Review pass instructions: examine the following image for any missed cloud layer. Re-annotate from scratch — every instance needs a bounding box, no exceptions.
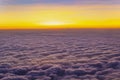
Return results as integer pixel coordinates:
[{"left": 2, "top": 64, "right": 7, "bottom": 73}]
[{"left": 0, "top": 29, "right": 120, "bottom": 80}]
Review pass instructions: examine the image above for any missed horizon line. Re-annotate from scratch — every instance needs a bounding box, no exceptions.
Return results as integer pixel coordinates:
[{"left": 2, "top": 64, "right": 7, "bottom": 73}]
[{"left": 0, "top": 28, "right": 120, "bottom": 31}]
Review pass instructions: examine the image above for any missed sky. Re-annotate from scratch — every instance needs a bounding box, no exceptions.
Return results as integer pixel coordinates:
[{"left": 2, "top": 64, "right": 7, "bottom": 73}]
[{"left": 0, "top": 0, "right": 120, "bottom": 29}]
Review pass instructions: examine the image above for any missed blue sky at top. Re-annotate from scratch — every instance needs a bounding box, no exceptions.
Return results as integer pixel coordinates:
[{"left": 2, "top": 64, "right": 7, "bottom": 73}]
[{"left": 1, "top": 0, "right": 120, "bottom": 5}]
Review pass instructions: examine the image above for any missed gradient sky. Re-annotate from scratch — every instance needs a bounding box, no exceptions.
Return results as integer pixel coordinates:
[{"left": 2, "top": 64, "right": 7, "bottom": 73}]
[{"left": 0, "top": 0, "right": 120, "bottom": 29}]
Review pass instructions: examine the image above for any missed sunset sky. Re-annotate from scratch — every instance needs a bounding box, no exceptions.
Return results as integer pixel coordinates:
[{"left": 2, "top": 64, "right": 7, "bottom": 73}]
[{"left": 0, "top": 0, "right": 120, "bottom": 29}]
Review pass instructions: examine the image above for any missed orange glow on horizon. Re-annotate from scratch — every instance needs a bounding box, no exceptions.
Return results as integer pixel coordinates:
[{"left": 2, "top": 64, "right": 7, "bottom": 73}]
[{"left": 0, "top": 4, "right": 120, "bottom": 29}]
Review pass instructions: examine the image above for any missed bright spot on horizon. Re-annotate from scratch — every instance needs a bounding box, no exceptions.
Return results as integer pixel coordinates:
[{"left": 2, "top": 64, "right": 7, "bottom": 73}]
[{"left": 39, "top": 21, "right": 67, "bottom": 26}]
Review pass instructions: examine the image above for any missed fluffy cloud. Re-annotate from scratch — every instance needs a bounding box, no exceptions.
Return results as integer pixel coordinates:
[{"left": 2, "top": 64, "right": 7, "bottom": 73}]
[{"left": 0, "top": 30, "right": 120, "bottom": 80}]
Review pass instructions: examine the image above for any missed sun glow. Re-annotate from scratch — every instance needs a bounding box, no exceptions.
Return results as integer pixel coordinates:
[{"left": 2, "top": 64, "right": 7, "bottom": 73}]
[
  {"left": 0, "top": 4, "right": 120, "bottom": 29},
  {"left": 40, "top": 21, "right": 66, "bottom": 26}
]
